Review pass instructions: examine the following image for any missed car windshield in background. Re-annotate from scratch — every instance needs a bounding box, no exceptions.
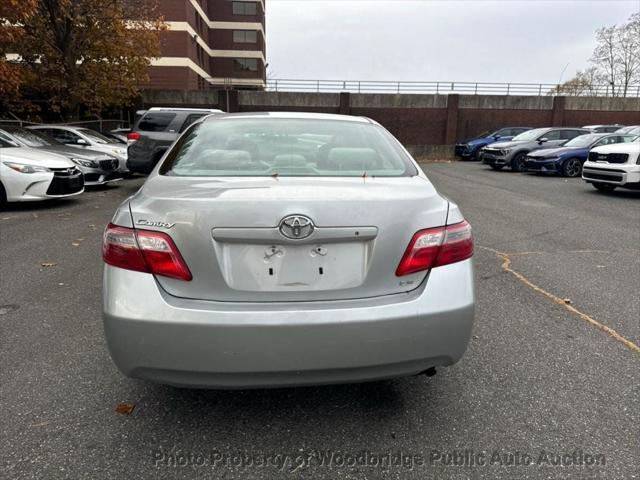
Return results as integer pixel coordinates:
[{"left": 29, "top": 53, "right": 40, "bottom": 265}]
[
  {"left": 77, "top": 128, "right": 116, "bottom": 144},
  {"left": 3, "top": 127, "right": 57, "bottom": 147},
  {"left": 161, "top": 118, "right": 417, "bottom": 177},
  {"left": 512, "top": 128, "right": 546, "bottom": 141},
  {"left": 563, "top": 134, "right": 598, "bottom": 148}
]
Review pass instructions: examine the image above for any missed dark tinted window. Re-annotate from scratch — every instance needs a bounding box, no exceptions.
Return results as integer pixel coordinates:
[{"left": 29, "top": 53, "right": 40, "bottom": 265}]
[
  {"left": 138, "top": 112, "right": 177, "bottom": 132},
  {"left": 232, "top": 2, "right": 257, "bottom": 15},
  {"left": 542, "top": 130, "right": 562, "bottom": 141},
  {"left": 234, "top": 58, "right": 258, "bottom": 72},
  {"left": 560, "top": 130, "right": 585, "bottom": 140},
  {"left": 179, "top": 114, "right": 208, "bottom": 133}
]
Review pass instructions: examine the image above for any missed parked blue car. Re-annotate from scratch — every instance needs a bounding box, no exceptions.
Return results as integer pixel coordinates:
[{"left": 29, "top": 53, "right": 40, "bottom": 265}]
[
  {"left": 524, "top": 133, "right": 637, "bottom": 177},
  {"left": 455, "top": 127, "right": 532, "bottom": 161}
]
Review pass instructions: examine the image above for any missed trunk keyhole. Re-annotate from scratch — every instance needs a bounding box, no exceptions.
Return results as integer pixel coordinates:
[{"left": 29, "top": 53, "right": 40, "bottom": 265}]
[
  {"left": 319, "top": 267, "right": 324, "bottom": 275},
  {"left": 269, "top": 268, "right": 274, "bottom": 276}
]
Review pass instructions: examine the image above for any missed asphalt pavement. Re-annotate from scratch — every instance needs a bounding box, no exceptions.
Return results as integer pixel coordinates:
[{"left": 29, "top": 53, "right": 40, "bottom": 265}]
[{"left": 1, "top": 163, "right": 638, "bottom": 479}]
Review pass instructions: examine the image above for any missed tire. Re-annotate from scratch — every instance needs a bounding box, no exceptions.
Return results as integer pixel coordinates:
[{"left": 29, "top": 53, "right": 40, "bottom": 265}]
[
  {"left": 0, "top": 182, "right": 6, "bottom": 207},
  {"left": 489, "top": 164, "right": 504, "bottom": 170},
  {"left": 592, "top": 182, "right": 616, "bottom": 193},
  {"left": 562, "top": 158, "right": 582, "bottom": 177},
  {"left": 510, "top": 152, "right": 527, "bottom": 172}
]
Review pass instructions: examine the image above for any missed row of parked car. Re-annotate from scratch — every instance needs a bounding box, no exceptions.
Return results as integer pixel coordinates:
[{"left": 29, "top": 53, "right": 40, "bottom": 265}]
[
  {"left": 455, "top": 124, "right": 640, "bottom": 192},
  {"left": 0, "top": 108, "right": 223, "bottom": 204}
]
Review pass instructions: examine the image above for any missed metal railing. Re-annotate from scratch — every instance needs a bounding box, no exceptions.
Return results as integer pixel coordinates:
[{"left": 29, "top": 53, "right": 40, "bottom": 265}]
[{"left": 267, "top": 79, "right": 640, "bottom": 97}]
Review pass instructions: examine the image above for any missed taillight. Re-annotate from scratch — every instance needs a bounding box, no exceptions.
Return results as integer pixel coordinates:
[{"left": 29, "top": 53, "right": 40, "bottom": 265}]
[
  {"left": 102, "top": 223, "right": 192, "bottom": 281},
  {"left": 127, "top": 131, "right": 141, "bottom": 141},
  {"left": 395, "top": 220, "right": 473, "bottom": 276}
]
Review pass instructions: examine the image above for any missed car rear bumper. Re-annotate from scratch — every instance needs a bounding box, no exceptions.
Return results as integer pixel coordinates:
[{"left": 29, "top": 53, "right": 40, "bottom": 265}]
[
  {"left": 102, "top": 259, "right": 475, "bottom": 388},
  {"left": 582, "top": 163, "right": 640, "bottom": 186}
]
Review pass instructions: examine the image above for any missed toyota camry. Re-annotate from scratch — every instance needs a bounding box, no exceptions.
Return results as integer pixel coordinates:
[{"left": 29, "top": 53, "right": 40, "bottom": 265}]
[{"left": 102, "top": 112, "right": 475, "bottom": 388}]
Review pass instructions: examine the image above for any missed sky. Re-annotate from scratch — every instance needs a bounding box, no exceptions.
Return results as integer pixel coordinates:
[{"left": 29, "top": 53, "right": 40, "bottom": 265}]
[{"left": 265, "top": 0, "right": 640, "bottom": 84}]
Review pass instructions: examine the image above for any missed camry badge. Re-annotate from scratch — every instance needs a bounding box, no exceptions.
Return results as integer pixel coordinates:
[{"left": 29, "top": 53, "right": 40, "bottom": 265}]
[
  {"left": 279, "top": 215, "right": 314, "bottom": 239},
  {"left": 136, "top": 219, "right": 176, "bottom": 229}
]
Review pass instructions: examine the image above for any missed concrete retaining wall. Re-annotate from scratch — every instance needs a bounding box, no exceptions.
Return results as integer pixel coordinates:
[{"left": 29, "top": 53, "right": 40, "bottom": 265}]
[{"left": 141, "top": 90, "right": 640, "bottom": 157}]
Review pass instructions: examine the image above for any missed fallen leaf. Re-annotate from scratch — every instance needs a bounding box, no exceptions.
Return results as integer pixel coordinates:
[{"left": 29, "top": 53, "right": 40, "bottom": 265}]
[
  {"left": 58, "top": 283, "right": 65, "bottom": 286},
  {"left": 115, "top": 403, "right": 135, "bottom": 415},
  {"left": 71, "top": 242, "right": 80, "bottom": 247},
  {"left": 41, "top": 262, "right": 57, "bottom": 267}
]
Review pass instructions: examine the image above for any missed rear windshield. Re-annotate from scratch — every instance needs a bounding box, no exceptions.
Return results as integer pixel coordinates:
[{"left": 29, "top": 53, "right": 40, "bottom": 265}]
[
  {"left": 138, "top": 112, "right": 176, "bottom": 132},
  {"left": 160, "top": 118, "right": 417, "bottom": 177}
]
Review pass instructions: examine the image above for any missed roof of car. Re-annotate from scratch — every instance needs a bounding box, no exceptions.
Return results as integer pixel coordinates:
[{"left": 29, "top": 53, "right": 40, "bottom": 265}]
[
  {"left": 201, "top": 111, "right": 374, "bottom": 124},
  {"left": 147, "top": 107, "right": 222, "bottom": 113}
]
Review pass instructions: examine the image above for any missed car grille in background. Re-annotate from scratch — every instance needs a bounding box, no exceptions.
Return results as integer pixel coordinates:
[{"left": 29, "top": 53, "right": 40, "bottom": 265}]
[
  {"left": 483, "top": 148, "right": 502, "bottom": 156},
  {"left": 588, "top": 152, "right": 629, "bottom": 164},
  {"left": 46, "top": 168, "right": 84, "bottom": 195},
  {"left": 99, "top": 159, "right": 119, "bottom": 171},
  {"left": 584, "top": 172, "right": 624, "bottom": 182}
]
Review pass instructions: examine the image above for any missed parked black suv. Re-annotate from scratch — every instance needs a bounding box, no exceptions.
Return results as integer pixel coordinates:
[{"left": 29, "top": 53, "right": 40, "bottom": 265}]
[{"left": 126, "top": 108, "right": 223, "bottom": 174}]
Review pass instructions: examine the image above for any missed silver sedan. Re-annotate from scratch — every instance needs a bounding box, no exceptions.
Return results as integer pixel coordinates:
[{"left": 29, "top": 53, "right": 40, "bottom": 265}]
[{"left": 102, "top": 112, "right": 475, "bottom": 388}]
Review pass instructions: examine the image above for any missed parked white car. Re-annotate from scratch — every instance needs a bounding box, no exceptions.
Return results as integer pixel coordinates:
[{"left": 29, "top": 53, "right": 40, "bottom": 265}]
[
  {"left": 0, "top": 142, "right": 84, "bottom": 203},
  {"left": 582, "top": 137, "right": 640, "bottom": 192},
  {"left": 28, "top": 125, "right": 129, "bottom": 173}
]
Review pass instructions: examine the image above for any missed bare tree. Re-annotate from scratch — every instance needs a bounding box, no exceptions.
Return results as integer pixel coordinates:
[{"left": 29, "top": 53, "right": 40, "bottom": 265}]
[
  {"left": 616, "top": 15, "right": 640, "bottom": 96},
  {"left": 558, "top": 13, "right": 640, "bottom": 97},
  {"left": 591, "top": 25, "right": 618, "bottom": 96}
]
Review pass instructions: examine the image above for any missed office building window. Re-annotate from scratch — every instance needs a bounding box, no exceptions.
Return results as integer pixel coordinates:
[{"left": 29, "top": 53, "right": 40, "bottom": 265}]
[
  {"left": 233, "top": 30, "right": 257, "bottom": 43},
  {"left": 232, "top": 2, "right": 257, "bottom": 15},
  {"left": 234, "top": 58, "right": 258, "bottom": 72}
]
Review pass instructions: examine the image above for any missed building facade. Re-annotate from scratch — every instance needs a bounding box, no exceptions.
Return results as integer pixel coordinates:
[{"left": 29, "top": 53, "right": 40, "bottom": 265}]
[{"left": 150, "top": 0, "right": 266, "bottom": 90}]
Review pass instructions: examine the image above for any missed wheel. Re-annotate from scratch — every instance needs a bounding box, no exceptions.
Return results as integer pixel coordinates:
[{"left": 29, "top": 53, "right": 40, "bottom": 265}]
[
  {"left": 0, "top": 182, "right": 6, "bottom": 207},
  {"left": 562, "top": 158, "right": 582, "bottom": 177},
  {"left": 510, "top": 152, "right": 527, "bottom": 172},
  {"left": 592, "top": 182, "right": 616, "bottom": 193},
  {"left": 489, "top": 164, "right": 504, "bottom": 170}
]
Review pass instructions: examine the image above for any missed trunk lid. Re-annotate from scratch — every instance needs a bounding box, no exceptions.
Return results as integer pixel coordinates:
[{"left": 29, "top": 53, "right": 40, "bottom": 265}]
[{"left": 129, "top": 175, "right": 449, "bottom": 302}]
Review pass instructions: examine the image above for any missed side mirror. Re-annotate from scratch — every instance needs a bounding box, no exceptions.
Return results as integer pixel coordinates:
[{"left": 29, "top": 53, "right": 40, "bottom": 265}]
[
  {"left": 76, "top": 138, "right": 88, "bottom": 146},
  {"left": 538, "top": 138, "right": 549, "bottom": 144},
  {"left": 493, "top": 135, "right": 501, "bottom": 140}
]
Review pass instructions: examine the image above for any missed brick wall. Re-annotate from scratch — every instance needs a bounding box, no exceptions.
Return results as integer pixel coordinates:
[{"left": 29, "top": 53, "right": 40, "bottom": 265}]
[{"left": 141, "top": 90, "right": 640, "bottom": 151}]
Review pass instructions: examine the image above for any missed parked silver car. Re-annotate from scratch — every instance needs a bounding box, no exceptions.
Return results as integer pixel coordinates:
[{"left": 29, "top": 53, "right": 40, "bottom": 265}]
[
  {"left": 28, "top": 125, "right": 129, "bottom": 172},
  {"left": 0, "top": 126, "right": 121, "bottom": 186},
  {"left": 102, "top": 112, "right": 475, "bottom": 388}
]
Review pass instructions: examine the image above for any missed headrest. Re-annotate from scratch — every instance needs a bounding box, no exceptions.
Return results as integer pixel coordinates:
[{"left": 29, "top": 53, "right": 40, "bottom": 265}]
[
  {"left": 327, "top": 148, "right": 380, "bottom": 170},
  {"left": 198, "top": 149, "right": 253, "bottom": 169}
]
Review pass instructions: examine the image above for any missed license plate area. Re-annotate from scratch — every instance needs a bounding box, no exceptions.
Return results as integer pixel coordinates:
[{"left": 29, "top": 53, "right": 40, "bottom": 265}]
[{"left": 216, "top": 242, "right": 370, "bottom": 292}]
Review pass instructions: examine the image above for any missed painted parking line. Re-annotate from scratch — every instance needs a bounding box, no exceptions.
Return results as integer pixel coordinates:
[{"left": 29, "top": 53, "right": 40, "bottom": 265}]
[{"left": 479, "top": 246, "right": 640, "bottom": 354}]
